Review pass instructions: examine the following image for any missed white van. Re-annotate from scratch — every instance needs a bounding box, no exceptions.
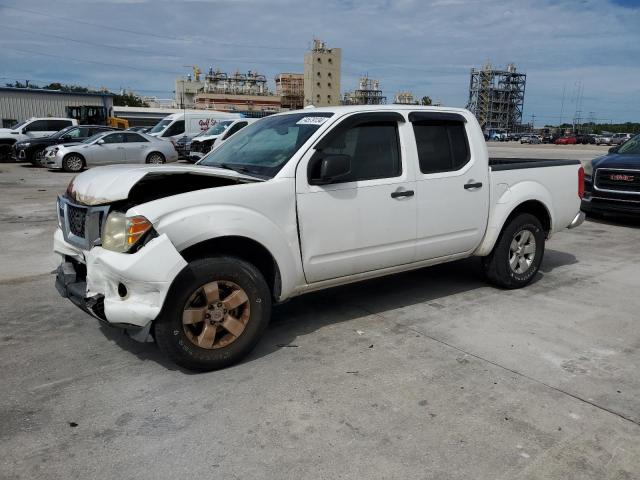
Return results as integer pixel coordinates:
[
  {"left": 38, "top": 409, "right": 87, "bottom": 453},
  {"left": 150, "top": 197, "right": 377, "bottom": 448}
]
[
  {"left": 147, "top": 112, "right": 242, "bottom": 142},
  {"left": 188, "top": 118, "right": 258, "bottom": 162}
]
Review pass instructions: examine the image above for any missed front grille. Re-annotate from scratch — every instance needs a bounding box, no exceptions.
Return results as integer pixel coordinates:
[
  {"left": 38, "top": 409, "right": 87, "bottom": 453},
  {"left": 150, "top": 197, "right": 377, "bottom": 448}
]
[
  {"left": 190, "top": 141, "right": 204, "bottom": 153},
  {"left": 595, "top": 169, "right": 640, "bottom": 193},
  {"left": 58, "top": 196, "right": 110, "bottom": 250},
  {"left": 67, "top": 205, "right": 87, "bottom": 237}
]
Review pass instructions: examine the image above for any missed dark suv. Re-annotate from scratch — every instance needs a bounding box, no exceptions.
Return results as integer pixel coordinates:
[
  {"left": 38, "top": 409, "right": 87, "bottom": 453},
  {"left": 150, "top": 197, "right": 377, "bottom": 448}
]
[
  {"left": 581, "top": 134, "right": 640, "bottom": 216},
  {"left": 13, "top": 125, "right": 115, "bottom": 165}
]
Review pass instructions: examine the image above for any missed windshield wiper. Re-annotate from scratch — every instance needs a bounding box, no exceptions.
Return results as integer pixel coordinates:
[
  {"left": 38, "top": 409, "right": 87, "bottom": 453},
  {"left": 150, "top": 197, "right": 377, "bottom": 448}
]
[{"left": 212, "top": 163, "right": 267, "bottom": 181}]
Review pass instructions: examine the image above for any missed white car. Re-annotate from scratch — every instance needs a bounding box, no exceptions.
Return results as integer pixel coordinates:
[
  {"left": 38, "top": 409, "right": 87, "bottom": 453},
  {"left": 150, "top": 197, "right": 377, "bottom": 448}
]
[
  {"left": 42, "top": 130, "right": 179, "bottom": 172},
  {"left": 0, "top": 117, "right": 77, "bottom": 160},
  {"left": 53, "top": 106, "right": 584, "bottom": 370},
  {"left": 189, "top": 118, "right": 257, "bottom": 162}
]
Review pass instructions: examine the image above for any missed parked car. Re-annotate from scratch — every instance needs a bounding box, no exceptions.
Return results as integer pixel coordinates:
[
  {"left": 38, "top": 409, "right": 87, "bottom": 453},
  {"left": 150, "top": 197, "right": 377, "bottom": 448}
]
[
  {"left": 41, "top": 130, "right": 178, "bottom": 172},
  {"left": 575, "top": 134, "right": 595, "bottom": 145},
  {"left": 541, "top": 134, "right": 554, "bottom": 144},
  {"left": 174, "top": 134, "right": 195, "bottom": 160},
  {"left": 581, "top": 133, "right": 640, "bottom": 216},
  {"left": 611, "top": 133, "right": 632, "bottom": 146},
  {"left": 189, "top": 118, "right": 257, "bottom": 162},
  {"left": 52, "top": 106, "right": 584, "bottom": 371},
  {"left": 597, "top": 133, "right": 614, "bottom": 145},
  {"left": 126, "top": 126, "right": 152, "bottom": 133},
  {"left": 520, "top": 134, "right": 541, "bottom": 144},
  {"left": 147, "top": 112, "right": 242, "bottom": 142},
  {"left": 555, "top": 136, "right": 577, "bottom": 145},
  {"left": 0, "top": 117, "right": 77, "bottom": 160},
  {"left": 13, "top": 125, "right": 115, "bottom": 165}
]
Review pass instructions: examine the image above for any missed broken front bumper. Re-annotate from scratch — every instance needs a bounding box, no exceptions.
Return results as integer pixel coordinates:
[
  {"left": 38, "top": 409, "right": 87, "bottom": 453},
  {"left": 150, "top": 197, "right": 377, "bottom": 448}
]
[{"left": 53, "top": 228, "right": 187, "bottom": 337}]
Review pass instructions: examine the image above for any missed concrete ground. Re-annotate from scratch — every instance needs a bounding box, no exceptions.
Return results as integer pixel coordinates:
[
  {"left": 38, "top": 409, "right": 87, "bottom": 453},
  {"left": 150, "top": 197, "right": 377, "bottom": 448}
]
[{"left": 1, "top": 144, "right": 639, "bottom": 479}]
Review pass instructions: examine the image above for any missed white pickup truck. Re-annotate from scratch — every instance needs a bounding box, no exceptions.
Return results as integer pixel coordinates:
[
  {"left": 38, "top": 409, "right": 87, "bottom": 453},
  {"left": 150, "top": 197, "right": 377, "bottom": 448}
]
[{"left": 54, "top": 106, "right": 585, "bottom": 371}]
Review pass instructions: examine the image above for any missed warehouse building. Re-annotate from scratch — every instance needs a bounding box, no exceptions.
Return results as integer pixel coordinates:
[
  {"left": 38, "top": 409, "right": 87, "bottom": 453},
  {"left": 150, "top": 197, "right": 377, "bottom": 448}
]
[{"left": 0, "top": 87, "right": 114, "bottom": 128}]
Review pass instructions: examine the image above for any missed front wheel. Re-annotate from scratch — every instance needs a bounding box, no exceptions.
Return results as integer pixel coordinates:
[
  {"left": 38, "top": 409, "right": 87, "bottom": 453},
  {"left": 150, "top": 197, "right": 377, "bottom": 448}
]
[
  {"left": 154, "top": 257, "right": 271, "bottom": 371},
  {"left": 482, "top": 213, "right": 545, "bottom": 289},
  {"left": 62, "top": 154, "right": 84, "bottom": 172}
]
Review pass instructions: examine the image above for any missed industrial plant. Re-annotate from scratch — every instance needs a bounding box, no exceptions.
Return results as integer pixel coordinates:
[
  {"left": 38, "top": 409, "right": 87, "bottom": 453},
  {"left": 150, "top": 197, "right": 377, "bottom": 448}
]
[
  {"left": 343, "top": 76, "right": 387, "bottom": 105},
  {"left": 466, "top": 62, "right": 527, "bottom": 133}
]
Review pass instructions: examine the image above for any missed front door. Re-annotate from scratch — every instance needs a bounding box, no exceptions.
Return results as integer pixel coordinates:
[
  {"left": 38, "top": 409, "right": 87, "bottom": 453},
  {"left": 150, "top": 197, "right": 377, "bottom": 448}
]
[
  {"left": 92, "top": 132, "right": 126, "bottom": 164},
  {"left": 409, "top": 112, "right": 489, "bottom": 260},
  {"left": 296, "top": 113, "right": 417, "bottom": 283}
]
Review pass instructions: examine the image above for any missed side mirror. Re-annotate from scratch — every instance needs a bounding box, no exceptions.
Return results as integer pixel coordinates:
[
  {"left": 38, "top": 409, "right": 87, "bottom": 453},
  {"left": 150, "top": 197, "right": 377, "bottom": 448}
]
[
  {"left": 309, "top": 154, "right": 351, "bottom": 185},
  {"left": 62, "top": 135, "right": 72, "bottom": 140},
  {"left": 97, "top": 139, "right": 105, "bottom": 145},
  {"left": 608, "top": 146, "right": 619, "bottom": 154}
]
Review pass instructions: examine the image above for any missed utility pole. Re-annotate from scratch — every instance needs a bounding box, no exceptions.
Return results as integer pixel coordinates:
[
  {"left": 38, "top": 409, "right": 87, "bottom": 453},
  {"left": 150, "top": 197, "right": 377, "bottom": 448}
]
[{"left": 530, "top": 113, "right": 536, "bottom": 130}]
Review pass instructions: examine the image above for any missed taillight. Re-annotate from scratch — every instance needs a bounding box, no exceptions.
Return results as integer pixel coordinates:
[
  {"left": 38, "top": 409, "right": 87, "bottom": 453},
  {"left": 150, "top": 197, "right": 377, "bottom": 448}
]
[{"left": 578, "top": 166, "right": 585, "bottom": 199}]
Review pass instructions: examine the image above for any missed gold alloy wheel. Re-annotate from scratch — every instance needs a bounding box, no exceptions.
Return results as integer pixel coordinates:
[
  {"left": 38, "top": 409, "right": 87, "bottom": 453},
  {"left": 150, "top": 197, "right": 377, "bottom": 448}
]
[{"left": 182, "top": 280, "right": 250, "bottom": 349}]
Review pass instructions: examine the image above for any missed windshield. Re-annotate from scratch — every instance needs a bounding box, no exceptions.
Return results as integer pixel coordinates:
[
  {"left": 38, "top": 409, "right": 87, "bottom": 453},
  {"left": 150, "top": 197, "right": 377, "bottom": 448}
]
[
  {"left": 199, "top": 112, "right": 334, "bottom": 178},
  {"left": 82, "top": 132, "right": 107, "bottom": 144},
  {"left": 204, "top": 121, "right": 233, "bottom": 136},
  {"left": 148, "top": 119, "right": 173, "bottom": 134},
  {"left": 618, "top": 134, "right": 640, "bottom": 154},
  {"left": 51, "top": 126, "right": 75, "bottom": 139},
  {"left": 10, "top": 120, "right": 26, "bottom": 130}
]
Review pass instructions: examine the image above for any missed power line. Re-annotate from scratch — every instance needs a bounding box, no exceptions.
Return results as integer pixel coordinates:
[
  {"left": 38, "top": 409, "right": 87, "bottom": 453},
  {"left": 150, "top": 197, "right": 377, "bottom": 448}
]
[
  {"left": 0, "top": 23, "right": 169, "bottom": 57},
  {"left": 0, "top": 2, "right": 300, "bottom": 51}
]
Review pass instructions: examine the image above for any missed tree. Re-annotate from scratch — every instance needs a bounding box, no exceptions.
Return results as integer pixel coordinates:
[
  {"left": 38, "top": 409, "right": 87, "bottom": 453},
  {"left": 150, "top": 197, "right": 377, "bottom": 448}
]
[
  {"left": 420, "top": 96, "right": 432, "bottom": 106},
  {"left": 113, "top": 92, "right": 149, "bottom": 107}
]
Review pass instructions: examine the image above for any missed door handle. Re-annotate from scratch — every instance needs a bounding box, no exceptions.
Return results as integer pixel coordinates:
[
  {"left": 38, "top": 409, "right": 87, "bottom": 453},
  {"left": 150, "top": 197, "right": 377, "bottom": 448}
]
[
  {"left": 391, "top": 190, "right": 415, "bottom": 198},
  {"left": 464, "top": 182, "right": 483, "bottom": 190}
]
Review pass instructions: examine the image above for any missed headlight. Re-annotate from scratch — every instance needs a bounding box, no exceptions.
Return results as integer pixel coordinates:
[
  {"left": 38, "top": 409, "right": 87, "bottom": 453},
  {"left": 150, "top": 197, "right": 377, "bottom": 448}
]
[
  {"left": 101, "top": 213, "right": 153, "bottom": 253},
  {"left": 21, "top": 142, "right": 31, "bottom": 147},
  {"left": 584, "top": 160, "right": 594, "bottom": 177}
]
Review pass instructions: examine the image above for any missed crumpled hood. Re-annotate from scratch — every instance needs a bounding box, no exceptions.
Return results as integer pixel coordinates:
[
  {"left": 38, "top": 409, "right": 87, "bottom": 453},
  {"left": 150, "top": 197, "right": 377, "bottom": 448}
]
[{"left": 68, "top": 164, "right": 260, "bottom": 205}]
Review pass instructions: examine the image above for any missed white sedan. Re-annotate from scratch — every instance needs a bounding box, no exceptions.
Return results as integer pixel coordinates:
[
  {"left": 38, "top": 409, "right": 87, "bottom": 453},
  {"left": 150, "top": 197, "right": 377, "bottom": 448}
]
[{"left": 42, "top": 131, "right": 179, "bottom": 172}]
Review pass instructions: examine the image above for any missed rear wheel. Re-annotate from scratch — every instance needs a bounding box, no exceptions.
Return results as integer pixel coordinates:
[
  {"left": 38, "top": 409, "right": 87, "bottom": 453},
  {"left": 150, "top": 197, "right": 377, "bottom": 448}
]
[
  {"left": 62, "top": 154, "right": 84, "bottom": 172},
  {"left": 154, "top": 257, "right": 271, "bottom": 371},
  {"left": 482, "top": 213, "right": 545, "bottom": 289},
  {"left": 146, "top": 152, "right": 165, "bottom": 164}
]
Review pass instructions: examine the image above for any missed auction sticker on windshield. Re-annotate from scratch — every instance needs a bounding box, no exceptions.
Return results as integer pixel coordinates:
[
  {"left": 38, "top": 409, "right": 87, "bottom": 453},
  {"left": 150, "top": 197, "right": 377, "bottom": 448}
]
[{"left": 296, "top": 116, "right": 330, "bottom": 126}]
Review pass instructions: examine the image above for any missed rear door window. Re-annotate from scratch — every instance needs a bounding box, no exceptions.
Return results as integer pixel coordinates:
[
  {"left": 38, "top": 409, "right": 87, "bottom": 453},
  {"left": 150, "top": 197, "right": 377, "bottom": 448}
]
[
  {"left": 47, "top": 120, "right": 73, "bottom": 131},
  {"left": 412, "top": 121, "right": 470, "bottom": 174},
  {"left": 102, "top": 133, "right": 126, "bottom": 144},
  {"left": 124, "top": 133, "right": 148, "bottom": 143}
]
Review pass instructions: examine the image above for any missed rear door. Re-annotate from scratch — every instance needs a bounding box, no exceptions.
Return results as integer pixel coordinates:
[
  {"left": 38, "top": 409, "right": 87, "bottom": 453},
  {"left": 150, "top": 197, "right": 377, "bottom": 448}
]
[
  {"left": 122, "top": 132, "right": 150, "bottom": 162},
  {"left": 410, "top": 112, "right": 489, "bottom": 260},
  {"left": 296, "top": 112, "right": 417, "bottom": 283}
]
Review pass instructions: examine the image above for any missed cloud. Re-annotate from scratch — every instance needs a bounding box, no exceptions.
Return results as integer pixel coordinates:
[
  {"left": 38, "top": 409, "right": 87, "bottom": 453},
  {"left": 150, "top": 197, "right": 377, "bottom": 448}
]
[{"left": 0, "top": 0, "right": 638, "bottom": 123}]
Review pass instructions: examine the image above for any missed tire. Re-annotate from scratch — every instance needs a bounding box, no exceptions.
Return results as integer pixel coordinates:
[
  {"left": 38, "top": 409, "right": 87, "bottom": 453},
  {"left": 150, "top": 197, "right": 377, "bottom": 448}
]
[
  {"left": 154, "top": 256, "right": 272, "bottom": 371},
  {"left": 146, "top": 152, "right": 165, "bottom": 164},
  {"left": 482, "top": 213, "right": 545, "bottom": 289},
  {"left": 62, "top": 154, "right": 84, "bottom": 173}
]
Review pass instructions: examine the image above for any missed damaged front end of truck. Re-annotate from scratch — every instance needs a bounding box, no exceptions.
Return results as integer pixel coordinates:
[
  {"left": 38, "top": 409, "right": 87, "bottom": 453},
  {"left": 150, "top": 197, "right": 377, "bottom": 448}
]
[{"left": 54, "top": 164, "right": 262, "bottom": 341}]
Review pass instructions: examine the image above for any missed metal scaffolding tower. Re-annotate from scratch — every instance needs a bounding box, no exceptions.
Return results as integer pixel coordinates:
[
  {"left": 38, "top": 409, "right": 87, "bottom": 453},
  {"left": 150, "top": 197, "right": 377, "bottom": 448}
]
[
  {"left": 467, "top": 62, "right": 526, "bottom": 132},
  {"left": 343, "top": 76, "right": 386, "bottom": 105}
]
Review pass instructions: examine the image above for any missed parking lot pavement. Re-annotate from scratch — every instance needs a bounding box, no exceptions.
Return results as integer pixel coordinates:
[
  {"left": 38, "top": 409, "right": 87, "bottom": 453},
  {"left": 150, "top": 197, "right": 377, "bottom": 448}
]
[
  {"left": 1, "top": 150, "right": 639, "bottom": 479},
  {"left": 488, "top": 142, "right": 611, "bottom": 166}
]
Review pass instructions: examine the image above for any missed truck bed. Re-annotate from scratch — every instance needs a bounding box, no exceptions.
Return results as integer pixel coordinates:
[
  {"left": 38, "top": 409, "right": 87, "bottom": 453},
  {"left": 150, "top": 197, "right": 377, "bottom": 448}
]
[{"left": 489, "top": 158, "right": 581, "bottom": 170}]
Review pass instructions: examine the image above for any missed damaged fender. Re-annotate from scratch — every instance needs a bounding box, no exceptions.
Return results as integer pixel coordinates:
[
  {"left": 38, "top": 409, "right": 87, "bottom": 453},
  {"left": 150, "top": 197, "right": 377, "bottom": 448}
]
[{"left": 86, "top": 234, "right": 187, "bottom": 328}]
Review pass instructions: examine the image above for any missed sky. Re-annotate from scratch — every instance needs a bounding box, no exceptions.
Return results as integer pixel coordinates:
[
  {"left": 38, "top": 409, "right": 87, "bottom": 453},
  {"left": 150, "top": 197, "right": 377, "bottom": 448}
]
[{"left": 0, "top": 0, "right": 639, "bottom": 126}]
